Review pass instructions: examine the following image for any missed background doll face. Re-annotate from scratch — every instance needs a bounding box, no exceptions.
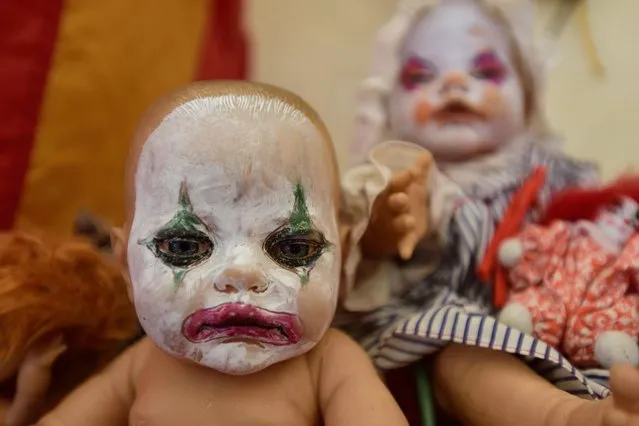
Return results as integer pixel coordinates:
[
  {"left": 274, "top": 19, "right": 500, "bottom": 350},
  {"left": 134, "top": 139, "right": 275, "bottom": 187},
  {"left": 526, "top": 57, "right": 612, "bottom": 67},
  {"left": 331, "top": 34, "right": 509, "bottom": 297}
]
[
  {"left": 595, "top": 197, "right": 639, "bottom": 248},
  {"left": 127, "top": 97, "right": 340, "bottom": 375},
  {"left": 388, "top": 0, "right": 526, "bottom": 161}
]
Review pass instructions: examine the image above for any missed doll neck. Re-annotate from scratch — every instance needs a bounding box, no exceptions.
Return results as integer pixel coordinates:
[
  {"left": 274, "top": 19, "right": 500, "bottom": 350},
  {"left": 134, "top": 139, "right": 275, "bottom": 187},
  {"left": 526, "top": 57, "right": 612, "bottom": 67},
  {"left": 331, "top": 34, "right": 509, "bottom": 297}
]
[{"left": 436, "top": 135, "right": 530, "bottom": 191}]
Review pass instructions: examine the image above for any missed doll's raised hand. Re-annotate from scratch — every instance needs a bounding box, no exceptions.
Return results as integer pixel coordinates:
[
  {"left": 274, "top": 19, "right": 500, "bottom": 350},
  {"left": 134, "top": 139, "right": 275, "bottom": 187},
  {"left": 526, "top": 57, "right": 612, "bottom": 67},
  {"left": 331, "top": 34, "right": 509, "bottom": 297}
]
[
  {"left": 361, "top": 152, "right": 431, "bottom": 260},
  {"left": 5, "top": 335, "right": 68, "bottom": 426}
]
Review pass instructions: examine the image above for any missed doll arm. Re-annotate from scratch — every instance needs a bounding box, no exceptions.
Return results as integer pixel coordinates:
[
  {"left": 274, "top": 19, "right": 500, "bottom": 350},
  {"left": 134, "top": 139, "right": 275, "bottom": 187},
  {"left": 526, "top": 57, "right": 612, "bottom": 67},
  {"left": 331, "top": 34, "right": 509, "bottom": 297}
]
[
  {"left": 339, "top": 142, "right": 432, "bottom": 312},
  {"left": 5, "top": 335, "right": 67, "bottom": 426},
  {"left": 318, "top": 329, "right": 408, "bottom": 426},
  {"left": 35, "top": 338, "right": 144, "bottom": 426},
  {"left": 434, "top": 344, "right": 594, "bottom": 426}
]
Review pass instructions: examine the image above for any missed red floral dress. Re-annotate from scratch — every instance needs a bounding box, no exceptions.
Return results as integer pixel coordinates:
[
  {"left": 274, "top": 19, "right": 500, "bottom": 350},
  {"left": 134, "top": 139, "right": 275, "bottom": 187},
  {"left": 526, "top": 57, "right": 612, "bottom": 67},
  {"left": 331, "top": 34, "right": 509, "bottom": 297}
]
[{"left": 508, "top": 221, "right": 639, "bottom": 366}]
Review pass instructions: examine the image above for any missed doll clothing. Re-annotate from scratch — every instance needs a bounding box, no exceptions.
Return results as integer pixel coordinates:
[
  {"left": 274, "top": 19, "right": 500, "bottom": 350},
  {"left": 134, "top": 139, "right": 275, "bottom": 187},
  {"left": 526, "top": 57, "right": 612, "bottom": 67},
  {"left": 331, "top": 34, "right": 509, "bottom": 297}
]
[
  {"left": 337, "top": 138, "right": 608, "bottom": 399},
  {"left": 505, "top": 221, "right": 639, "bottom": 367}
]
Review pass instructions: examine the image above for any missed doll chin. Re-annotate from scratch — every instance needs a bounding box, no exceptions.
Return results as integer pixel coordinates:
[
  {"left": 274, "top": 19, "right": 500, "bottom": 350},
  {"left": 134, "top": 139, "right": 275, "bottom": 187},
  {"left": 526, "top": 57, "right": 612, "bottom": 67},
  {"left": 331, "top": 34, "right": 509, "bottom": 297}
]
[
  {"left": 416, "top": 125, "right": 498, "bottom": 160},
  {"left": 184, "top": 340, "right": 313, "bottom": 375}
]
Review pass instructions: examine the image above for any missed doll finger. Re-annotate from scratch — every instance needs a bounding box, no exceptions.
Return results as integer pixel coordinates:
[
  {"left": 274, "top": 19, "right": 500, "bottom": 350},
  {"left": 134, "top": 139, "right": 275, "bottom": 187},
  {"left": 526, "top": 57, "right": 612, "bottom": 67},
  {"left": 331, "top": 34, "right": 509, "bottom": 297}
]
[
  {"left": 393, "top": 214, "right": 415, "bottom": 232},
  {"left": 389, "top": 170, "right": 412, "bottom": 191},
  {"left": 398, "top": 234, "right": 417, "bottom": 260},
  {"left": 388, "top": 192, "right": 410, "bottom": 213},
  {"left": 412, "top": 153, "right": 432, "bottom": 178}
]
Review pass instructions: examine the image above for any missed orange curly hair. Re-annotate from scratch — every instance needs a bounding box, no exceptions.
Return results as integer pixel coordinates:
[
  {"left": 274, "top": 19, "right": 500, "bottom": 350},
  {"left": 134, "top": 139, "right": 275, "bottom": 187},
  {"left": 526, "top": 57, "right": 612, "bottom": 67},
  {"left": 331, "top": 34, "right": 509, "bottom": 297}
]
[{"left": 0, "top": 231, "right": 138, "bottom": 366}]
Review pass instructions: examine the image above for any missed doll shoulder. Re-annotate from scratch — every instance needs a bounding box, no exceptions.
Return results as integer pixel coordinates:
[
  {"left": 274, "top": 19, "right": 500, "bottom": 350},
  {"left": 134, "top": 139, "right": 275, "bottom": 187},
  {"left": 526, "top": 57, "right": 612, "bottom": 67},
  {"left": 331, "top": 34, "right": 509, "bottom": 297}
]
[
  {"left": 104, "top": 336, "right": 154, "bottom": 388},
  {"left": 309, "top": 328, "right": 378, "bottom": 385}
]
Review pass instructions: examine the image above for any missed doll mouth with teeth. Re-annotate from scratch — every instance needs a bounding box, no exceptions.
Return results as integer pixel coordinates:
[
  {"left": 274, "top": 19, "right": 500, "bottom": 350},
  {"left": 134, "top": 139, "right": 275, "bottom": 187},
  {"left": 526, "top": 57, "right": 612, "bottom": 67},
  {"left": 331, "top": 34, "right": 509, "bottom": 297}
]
[
  {"left": 181, "top": 303, "right": 303, "bottom": 346},
  {"left": 432, "top": 100, "right": 486, "bottom": 124}
]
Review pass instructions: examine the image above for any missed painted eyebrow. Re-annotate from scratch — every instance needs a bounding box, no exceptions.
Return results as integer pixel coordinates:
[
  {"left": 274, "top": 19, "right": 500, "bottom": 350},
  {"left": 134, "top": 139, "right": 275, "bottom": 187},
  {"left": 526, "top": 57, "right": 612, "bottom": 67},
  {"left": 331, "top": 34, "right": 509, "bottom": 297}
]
[{"left": 288, "top": 182, "right": 313, "bottom": 232}]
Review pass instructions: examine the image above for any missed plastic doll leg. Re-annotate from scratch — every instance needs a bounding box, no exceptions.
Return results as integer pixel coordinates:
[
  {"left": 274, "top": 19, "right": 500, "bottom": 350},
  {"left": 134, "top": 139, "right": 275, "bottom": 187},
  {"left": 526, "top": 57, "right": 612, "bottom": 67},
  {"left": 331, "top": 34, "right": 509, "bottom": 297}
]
[
  {"left": 503, "top": 286, "right": 567, "bottom": 348},
  {"left": 433, "top": 343, "right": 639, "bottom": 426}
]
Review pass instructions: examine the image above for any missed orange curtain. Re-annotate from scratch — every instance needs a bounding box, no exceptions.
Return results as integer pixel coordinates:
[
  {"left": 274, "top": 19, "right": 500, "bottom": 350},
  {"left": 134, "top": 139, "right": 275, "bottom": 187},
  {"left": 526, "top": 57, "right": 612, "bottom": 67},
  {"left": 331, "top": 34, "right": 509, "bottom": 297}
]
[{"left": 0, "top": 0, "right": 248, "bottom": 234}]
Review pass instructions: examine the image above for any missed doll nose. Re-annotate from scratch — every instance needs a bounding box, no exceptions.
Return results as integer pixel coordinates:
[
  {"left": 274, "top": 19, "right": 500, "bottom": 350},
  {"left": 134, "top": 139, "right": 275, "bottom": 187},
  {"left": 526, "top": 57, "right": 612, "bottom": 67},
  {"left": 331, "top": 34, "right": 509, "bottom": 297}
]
[
  {"left": 214, "top": 267, "right": 268, "bottom": 294},
  {"left": 439, "top": 72, "right": 468, "bottom": 94}
]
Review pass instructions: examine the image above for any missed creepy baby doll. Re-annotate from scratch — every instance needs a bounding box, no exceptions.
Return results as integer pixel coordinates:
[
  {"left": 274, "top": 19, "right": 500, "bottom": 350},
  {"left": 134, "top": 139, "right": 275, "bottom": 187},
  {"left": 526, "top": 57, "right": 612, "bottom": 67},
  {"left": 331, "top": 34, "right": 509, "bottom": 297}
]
[
  {"left": 36, "top": 81, "right": 407, "bottom": 426},
  {"left": 0, "top": 231, "right": 138, "bottom": 426},
  {"left": 336, "top": 0, "right": 605, "bottom": 400}
]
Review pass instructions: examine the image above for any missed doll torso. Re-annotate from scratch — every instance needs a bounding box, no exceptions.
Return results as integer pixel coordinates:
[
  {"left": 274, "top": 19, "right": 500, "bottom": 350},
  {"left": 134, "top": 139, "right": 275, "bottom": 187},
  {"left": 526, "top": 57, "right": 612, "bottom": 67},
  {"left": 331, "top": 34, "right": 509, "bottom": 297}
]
[{"left": 129, "top": 338, "right": 323, "bottom": 426}]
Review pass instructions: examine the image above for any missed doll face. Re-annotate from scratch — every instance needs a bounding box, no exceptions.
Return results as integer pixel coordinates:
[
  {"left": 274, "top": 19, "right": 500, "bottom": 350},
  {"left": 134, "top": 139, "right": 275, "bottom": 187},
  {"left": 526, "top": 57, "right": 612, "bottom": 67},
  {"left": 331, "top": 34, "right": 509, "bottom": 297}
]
[
  {"left": 388, "top": 0, "right": 525, "bottom": 161},
  {"left": 595, "top": 197, "right": 639, "bottom": 248},
  {"left": 127, "top": 97, "right": 340, "bottom": 375}
]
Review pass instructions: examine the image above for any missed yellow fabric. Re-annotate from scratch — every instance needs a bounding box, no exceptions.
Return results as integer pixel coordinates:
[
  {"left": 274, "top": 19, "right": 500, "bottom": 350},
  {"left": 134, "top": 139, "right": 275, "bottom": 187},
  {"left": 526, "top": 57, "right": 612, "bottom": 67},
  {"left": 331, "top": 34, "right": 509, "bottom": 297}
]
[{"left": 17, "top": 0, "right": 210, "bottom": 234}]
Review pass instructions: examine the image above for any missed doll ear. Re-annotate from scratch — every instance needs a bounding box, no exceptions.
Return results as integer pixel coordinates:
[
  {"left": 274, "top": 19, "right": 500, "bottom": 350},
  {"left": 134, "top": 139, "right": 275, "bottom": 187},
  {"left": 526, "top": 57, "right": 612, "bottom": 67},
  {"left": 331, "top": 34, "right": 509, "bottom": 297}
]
[{"left": 110, "top": 227, "right": 133, "bottom": 301}]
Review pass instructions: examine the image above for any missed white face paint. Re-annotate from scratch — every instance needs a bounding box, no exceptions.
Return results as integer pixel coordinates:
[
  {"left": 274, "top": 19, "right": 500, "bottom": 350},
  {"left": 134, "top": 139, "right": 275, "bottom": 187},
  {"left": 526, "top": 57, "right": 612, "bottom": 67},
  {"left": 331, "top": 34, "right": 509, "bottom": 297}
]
[
  {"left": 595, "top": 197, "right": 639, "bottom": 249},
  {"left": 388, "top": 0, "right": 526, "bottom": 161},
  {"left": 128, "top": 95, "right": 340, "bottom": 375}
]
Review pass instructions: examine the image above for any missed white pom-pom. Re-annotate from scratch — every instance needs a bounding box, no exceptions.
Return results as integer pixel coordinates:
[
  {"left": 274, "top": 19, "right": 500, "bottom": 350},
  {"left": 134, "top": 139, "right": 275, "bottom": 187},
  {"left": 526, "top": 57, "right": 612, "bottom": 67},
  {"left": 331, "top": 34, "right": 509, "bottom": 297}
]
[
  {"left": 498, "top": 238, "right": 524, "bottom": 268},
  {"left": 594, "top": 331, "right": 639, "bottom": 368},
  {"left": 498, "top": 302, "right": 534, "bottom": 335}
]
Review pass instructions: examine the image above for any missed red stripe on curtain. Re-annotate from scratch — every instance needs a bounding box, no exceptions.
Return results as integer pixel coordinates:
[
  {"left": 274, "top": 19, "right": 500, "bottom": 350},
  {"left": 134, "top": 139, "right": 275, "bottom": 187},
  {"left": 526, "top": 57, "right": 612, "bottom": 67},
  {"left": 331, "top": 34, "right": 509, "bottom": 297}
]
[
  {"left": 197, "top": 0, "right": 249, "bottom": 80},
  {"left": 0, "top": 0, "right": 64, "bottom": 230}
]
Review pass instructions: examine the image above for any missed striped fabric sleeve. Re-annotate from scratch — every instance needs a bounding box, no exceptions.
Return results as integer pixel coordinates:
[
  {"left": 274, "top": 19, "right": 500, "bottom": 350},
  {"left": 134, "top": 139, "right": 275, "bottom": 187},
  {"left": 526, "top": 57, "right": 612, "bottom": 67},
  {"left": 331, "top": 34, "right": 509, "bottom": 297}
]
[{"left": 373, "top": 305, "right": 611, "bottom": 399}]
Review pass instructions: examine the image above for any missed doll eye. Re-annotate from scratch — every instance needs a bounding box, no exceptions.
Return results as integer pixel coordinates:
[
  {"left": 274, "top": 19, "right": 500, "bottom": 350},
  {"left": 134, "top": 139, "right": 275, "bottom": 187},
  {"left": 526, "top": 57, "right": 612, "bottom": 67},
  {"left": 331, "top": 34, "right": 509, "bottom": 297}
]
[
  {"left": 470, "top": 51, "right": 507, "bottom": 84},
  {"left": 264, "top": 228, "right": 327, "bottom": 269},
  {"left": 152, "top": 229, "right": 213, "bottom": 268},
  {"left": 400, "top": 56, "right": 437, "bottom": 90}
]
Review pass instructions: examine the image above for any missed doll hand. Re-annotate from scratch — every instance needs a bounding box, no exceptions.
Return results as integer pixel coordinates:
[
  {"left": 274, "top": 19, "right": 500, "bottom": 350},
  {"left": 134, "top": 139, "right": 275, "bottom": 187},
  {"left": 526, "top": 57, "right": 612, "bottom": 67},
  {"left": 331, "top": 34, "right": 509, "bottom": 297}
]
[
  {"left": 362, "top": 153, "right": 431, "bottom": 260},
  {"left": 498, "top": 238, "right": 523, "bottom": 269},
  {"left": 26, "top": 335, "right": 67, "bottom": 368}
]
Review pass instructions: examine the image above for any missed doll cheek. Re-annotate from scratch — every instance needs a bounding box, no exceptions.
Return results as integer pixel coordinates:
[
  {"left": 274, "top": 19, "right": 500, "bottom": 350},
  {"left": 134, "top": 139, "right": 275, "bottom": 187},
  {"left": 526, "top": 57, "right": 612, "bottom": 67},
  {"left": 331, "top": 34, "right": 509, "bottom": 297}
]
[
  {"left": 412, "top": 99, "right": 433, "bottom": 125},
  {"left": 478, "top": 85, "right": 507, "bottom": 117},
  {"left": 297, "top": 284, "right": 333, "bottom": 342}
]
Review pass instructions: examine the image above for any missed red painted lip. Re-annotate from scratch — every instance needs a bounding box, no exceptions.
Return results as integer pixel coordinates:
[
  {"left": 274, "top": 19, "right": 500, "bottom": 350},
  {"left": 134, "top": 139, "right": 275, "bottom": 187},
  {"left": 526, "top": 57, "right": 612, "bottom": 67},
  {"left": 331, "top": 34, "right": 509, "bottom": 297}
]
[{"left": 182, "top": 303, "right": 302, "bottom": 346}]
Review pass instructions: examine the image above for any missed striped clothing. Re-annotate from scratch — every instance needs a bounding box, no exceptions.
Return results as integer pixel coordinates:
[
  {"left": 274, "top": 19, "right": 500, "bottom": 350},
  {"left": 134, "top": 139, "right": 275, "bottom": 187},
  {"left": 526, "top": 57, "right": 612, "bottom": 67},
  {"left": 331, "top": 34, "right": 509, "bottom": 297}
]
[{"left": 336, "top": 143, "right": 609, "bottom": 399}]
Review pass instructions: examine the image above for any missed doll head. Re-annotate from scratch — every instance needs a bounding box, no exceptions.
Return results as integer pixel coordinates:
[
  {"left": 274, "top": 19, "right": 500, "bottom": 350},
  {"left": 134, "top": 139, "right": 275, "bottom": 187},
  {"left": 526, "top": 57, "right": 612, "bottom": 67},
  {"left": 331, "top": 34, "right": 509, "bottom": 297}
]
[
  {"left": 542, "top": 176, "right": 639, "bottom": 248},
  {"left": 593, "top": 197, "right": 639, "bottom": 248},
  {"left": 353, "top": 0, "right": 545, "bottom": 165},
  {"left": 114, "top": 81, "right": 341, "bottom": 375}
]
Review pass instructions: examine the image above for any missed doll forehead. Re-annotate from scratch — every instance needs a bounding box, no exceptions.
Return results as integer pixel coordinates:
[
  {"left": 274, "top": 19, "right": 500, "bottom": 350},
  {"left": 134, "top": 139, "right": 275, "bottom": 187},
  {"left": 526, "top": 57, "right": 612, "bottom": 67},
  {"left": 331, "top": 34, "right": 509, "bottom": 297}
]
[
  {"left": 401, "top": 2, "right": 512, "bottom": 62},
  {"left": 133, "top": 98, "right": 337, "bottom": 215}
]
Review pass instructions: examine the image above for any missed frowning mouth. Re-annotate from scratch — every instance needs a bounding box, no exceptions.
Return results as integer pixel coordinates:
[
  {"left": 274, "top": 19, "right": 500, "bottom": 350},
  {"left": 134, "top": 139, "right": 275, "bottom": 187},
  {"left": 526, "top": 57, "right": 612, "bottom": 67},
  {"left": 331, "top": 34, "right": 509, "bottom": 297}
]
[
  {"left": 433, "top": 100, "right": 485, "bottom": 123},
  {"left": 182, "top": 303, "right": 302, "bottom": 346}
]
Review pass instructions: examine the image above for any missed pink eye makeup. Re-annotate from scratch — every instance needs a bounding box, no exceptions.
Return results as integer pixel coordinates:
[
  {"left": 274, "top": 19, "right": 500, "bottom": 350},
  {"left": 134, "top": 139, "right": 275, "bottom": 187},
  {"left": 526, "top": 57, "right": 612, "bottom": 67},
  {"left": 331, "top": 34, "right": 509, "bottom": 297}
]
[
  {"left": 470, "top": 50, "right": 507, "bottom": 85},
  {"left": 400, "top": 56, "right": 437, "bottom": 90}
]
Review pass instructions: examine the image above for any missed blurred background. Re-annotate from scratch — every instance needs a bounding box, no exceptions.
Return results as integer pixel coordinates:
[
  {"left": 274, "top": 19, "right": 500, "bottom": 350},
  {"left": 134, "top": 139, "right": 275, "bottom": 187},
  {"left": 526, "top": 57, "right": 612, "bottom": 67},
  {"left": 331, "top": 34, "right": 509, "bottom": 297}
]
[
  {"left": 2, "top": 0, "right": 638, "bottom": 235},
  {"left": 249, "top": 0, "right": 639, "bottom": 176}
]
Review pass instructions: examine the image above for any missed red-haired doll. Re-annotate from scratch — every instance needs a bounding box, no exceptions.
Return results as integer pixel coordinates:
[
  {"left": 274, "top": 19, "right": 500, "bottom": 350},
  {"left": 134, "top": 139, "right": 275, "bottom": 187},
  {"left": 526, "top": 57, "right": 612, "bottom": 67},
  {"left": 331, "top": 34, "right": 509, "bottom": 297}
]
[
  {"left": 496, "top": 176, "right": 639, "bottom": 369},
  {"left": 0, "top": 230, "right": 139, "bottom": 426}
]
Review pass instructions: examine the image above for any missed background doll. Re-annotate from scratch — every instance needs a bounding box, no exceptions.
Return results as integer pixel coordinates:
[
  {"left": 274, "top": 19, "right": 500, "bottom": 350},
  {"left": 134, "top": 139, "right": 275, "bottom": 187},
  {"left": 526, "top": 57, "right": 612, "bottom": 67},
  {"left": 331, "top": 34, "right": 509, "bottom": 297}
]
[{"left": 337, "top": 0, "right": 606, "bottom": 414}]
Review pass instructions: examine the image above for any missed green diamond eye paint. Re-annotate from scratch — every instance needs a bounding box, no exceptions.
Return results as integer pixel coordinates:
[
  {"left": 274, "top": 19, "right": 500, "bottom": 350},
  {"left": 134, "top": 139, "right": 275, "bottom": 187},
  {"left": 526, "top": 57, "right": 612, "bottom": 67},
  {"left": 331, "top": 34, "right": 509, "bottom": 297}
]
[
  {"left": 140, "top": 181, "right": 212, "bottom": 288},
  {"left": 289, "top": 182, "right": 312, "bottom": 233},
  {"left": 262, "top": 181, "right": 331, "bottom": 286}
]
